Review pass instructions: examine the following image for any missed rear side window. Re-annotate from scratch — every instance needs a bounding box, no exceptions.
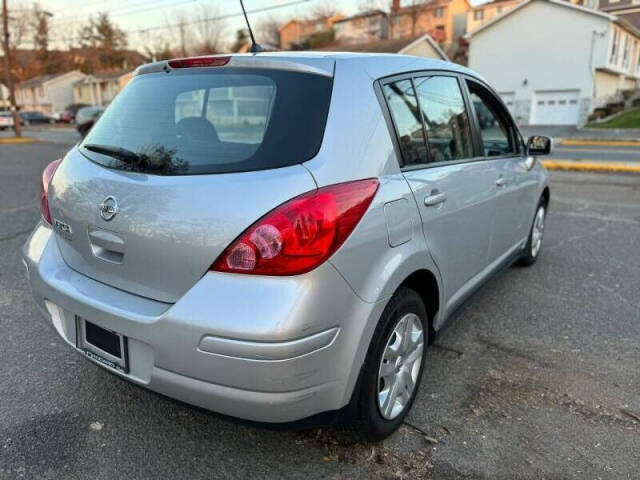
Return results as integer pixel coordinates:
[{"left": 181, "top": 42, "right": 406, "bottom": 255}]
[
  {"left": 383, "top": 79, "right": 428, "bottom": 166},
  {"left": 80, "top": 68, "right": 332, "bottom": 175},
  {"left": 467, "top": 81, "right": 515, "bottom": 157},
  {"left": 413, "top": 76, "right": 473, "bottom": 163}
]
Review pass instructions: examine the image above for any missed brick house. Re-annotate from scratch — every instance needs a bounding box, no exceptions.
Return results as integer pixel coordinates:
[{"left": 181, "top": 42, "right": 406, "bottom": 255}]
[
  {"left": 389, "top": 0, "right": 472, "bottom": 46},
  {"left": 467, "top": 0, "right": 522, "bottom": 32},
  {"left": 280, "top": 14, "right": 344, "bottom": 50},
  {"left": 334, "top": 10, "right": 391, "bottom": 44}
]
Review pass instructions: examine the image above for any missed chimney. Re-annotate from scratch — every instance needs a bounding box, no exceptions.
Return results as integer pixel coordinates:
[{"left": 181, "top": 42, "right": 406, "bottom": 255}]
[{"left": 392, "top": 0, "right": 401, "bottom": 12}]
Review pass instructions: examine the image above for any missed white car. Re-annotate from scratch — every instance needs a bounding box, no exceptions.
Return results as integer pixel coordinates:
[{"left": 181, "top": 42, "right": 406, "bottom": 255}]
[{"left": 0, "top": 112, "right": 15, "bottom": 130}]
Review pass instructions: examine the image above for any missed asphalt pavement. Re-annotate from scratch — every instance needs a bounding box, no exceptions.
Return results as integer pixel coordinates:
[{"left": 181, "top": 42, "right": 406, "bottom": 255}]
[
  {"left": 550, "top": 144, "right": 640, "bottom": 163},
  {"left": 1, "top": 139, "right": 639, "bottom": 479}
]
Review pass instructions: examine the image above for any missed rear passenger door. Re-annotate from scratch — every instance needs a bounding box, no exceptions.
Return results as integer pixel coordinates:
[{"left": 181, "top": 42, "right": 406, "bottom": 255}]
[
  {"left": 464, "top": 79, "right": 531, "bottom": 262},
  {"left": 380, "top": 74, "right": 498, "bottom": 314}
]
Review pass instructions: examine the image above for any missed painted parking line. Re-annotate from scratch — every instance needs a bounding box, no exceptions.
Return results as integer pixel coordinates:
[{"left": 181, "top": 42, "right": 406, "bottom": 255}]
[
  {"left": 0, "top": 137, "right": 37, "bottom": 144},
  {"left": 542, "top": 159, "right": 640, "bottom": 173},
  {"left": 555, "top": 147, "right": 640, "bottom": 155}
]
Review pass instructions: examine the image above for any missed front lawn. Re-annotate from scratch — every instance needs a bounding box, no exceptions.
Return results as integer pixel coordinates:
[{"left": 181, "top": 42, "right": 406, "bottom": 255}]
[{"left": 587, "top": 108, "right": 640, "bottom": 129}]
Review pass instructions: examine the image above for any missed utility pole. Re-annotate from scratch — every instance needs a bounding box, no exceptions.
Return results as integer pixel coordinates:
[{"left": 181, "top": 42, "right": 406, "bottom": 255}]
[{"left": 2, "top": 0, "right": 22, "bottom": 137}]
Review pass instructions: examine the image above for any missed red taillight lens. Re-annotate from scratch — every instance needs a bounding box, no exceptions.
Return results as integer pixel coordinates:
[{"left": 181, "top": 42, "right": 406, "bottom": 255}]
[
  {"left": 211, "top": 179, "right": 379, "bottom": 276},
  {"left": 168, "top": 56, "right": 230, "bottom": 68},
  {"left": 41, "top": 159, "right": 62, "bottom": 225}
]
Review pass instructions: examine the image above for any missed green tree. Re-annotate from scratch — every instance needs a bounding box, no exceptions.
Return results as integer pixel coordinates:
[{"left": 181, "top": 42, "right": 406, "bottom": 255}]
[{"left": 79, "top": 13, "right": 128, "bottom": 72}]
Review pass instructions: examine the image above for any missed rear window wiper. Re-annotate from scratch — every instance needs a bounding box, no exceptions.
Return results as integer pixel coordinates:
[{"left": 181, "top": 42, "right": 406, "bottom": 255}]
[{"left": 83, "top": 144, "right": 140, "bottom": 164}]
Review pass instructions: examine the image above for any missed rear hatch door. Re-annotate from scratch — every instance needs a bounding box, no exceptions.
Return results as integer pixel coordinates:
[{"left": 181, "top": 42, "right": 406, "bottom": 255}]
[{"left": 48, "top": 58, "right": 333, "bottom": 303}]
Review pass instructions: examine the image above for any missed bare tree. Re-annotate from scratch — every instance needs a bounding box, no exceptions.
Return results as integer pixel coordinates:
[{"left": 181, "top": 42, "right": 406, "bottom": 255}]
[
  {"left": 256, "top": 16, "right": 281, "bottom": 48},
  {"left": 139, "top": 30, "right": 174, "bottom": 61},
  {"left": 307, "top": 1, "right": 340, "bottom": 20},
  {"left": 191, "top": 4, "right": 226, "bottom": 55},
  {"left": 166, "top": 10, "right": 191, "bottom": 57}
]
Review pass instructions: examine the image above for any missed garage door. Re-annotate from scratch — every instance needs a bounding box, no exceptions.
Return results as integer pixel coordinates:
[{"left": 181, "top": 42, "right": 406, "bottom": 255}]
[
  {"left": 530, "top": 90, "right": 580, "bottom": 125},
  {"left": 499, "top": 92, "right": 515, "bottom": 116}
]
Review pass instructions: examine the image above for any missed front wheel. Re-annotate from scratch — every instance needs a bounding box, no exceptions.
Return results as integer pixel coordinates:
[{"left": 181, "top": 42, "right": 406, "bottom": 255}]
[
  {"left": 518, "top": 199, "right": 547, "bottom": 266},
  {"left": 351, "top": 287, "right": 428, "bottom": 441}
]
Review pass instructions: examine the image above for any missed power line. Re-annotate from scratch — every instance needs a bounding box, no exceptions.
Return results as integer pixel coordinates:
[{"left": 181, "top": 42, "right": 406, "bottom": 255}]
[{"left": 47, "top": 0, "right": 312, "bottom": 43}]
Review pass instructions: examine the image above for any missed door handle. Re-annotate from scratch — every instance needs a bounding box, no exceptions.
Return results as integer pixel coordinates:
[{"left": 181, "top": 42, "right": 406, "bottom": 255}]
[
  {"left": 424, "top": 192, "right": 447, "bottom": 206},
  {"left": 496, "top": 177, "right": 507, "bottom": 187}
]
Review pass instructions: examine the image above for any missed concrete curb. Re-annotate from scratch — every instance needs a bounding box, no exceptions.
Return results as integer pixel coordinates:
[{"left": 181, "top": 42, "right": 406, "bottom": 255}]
[
  {"left": 558, "top": 139, "right": 640, "bottom": 147},
  {"left": 542, "top": 159, "right": 640, "bottom": 173},
  {"left": 0, "top": 137, "right": 37, "bottom": 144}
]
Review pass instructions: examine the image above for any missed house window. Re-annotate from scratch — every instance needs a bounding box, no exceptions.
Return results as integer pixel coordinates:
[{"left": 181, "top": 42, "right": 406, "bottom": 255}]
[
  {"left": 315, "top": 21, "right": 323, "bottom": 31},
  {"left": 622, "top": 34, "right": 631, "bottom": 69},
  {"left": 497, "top": 6, "right": 503, "bottom": 13},
  {"left": 473, "top": 10, "right": 484, "bottom": 21},
  {"left": 38, "top": 86, "right": 44, "bottom": 97},
  {"left": 434, "top": 7, "right": 444, "bottom": 18},
  {"left": 609, "top": 28, "right": 619, "bottom": 64}
]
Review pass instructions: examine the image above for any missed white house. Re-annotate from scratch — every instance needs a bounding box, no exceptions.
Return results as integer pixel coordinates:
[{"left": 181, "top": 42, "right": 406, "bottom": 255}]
[
  {"left": 467, "top": 0, "right": 640, "bottom": 126},
  {"left": 15, "top": 71, "right": 87, "bottom": 114},
  {"left": 72, "top": 70, "right": 134, "bottom": 107},
  {"left": 0, "top": 82, "right": 9, "bottom": 109}
]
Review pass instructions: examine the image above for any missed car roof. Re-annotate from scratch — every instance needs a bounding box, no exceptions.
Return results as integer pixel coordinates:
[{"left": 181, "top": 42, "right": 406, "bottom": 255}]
[{"left": 136, "top": 52, "right": 484, "bottom": 84}]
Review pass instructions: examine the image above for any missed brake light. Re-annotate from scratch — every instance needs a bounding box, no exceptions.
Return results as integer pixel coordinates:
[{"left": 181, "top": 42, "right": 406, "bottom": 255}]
[
  {"left": 168, "top": 56, "right": 230, "bottom": 68},
  {"left": 41, "top": 159, "right": 62, "bottom": 225},
  {"left": 211, "top": 179, "right": 379, "bottom": 276}
]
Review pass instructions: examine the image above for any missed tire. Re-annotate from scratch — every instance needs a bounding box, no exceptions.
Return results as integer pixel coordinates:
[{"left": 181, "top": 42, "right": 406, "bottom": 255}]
[
  {"left": 518, "top": 198, "right": 547, "bottom": 266},
  {"left": 350, "top": 287, "right": 428, "bottom": 441}
]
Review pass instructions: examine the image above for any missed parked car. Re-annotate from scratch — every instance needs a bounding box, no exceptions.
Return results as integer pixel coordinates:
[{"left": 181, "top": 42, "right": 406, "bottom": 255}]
[
  {"left": 52, "top": 111, "right": 73, "bottom": 123},
  {"left": 64, "top": 103, "right": 90, "bottom": 122},
  {"left": 23, "top": 54, "right": 551, "bottom": 440},
  {"left": 75, "top": 106, "right": 105, "bottom": 138},
  {"left": 20, "top": 111, "right": 55, "bottom": 125},
  {"left": 0, "top": 112, "right": 14, "bottom": 130}
]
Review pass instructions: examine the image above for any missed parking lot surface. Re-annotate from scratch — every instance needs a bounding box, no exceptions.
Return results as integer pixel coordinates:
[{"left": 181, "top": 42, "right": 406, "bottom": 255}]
[{"left": 1, "top": 141, "right": 639, "bottom": 479}]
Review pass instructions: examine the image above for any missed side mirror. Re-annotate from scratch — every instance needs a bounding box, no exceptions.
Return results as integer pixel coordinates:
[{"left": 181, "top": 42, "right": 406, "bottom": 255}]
[{"left": 527, "top": 136, "right": 552, "bottom": 156}]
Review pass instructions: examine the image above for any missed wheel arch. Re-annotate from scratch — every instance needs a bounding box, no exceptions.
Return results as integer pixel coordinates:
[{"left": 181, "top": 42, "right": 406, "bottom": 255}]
[
  {"left": 398, "top": 269, "right": 440, "bottom": 344},
  {"left": 542, "top": 186, "right": 550, "bottom": 206}
]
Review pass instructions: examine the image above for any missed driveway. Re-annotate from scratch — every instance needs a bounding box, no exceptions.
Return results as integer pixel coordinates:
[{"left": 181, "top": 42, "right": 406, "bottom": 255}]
[{"left": 1, "top": 141, "right": 639, "bottom": 479}]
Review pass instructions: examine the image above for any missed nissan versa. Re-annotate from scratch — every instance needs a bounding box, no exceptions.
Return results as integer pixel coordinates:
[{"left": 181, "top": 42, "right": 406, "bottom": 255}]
[{"left": 23, "top": 53, "right": 551, "bottom": 440}]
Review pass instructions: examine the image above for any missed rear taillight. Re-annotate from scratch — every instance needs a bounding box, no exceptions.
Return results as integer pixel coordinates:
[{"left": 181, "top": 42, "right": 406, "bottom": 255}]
[
  {"left": 168, "top": 56, "right": 230, "bottom": 68},
  {"left": 211, "top": 179, "right": 379, "bottom": 276},
  {"left": 41, "top": 159, "right": 62, "bottom": 225}
]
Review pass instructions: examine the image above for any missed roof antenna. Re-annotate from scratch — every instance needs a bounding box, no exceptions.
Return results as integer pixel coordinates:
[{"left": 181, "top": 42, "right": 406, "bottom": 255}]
[{"left": 239, "top": 0, "right": 263, "bottom": 53}]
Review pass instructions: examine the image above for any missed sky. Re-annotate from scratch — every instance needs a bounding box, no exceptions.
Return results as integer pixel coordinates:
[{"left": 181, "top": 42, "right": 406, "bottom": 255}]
[
  {"left": 29, "top": 0, "right": 367, "bottom": 50},
  {"left": 25, "top": 0, "right": 486, "bottom": 51}
]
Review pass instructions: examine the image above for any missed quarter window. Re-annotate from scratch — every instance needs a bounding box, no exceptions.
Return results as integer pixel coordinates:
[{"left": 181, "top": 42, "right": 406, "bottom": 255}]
[
  {"left": 413, "top": 76, "right": 473, "bottom": 162},
  {"left": 467, "top": 81, "right": 515, "bottom": 157},
  {"left": 383, "top": 79, "right": 428, "bottom": 166}
]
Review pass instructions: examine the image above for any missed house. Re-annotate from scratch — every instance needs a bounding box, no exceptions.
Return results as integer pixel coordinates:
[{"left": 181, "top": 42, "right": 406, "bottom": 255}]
[
  {"left": 334, "top": 10, "right": 391, "bottom": 44},
  {"left": 0, "top": 82, "right": 8, "bottom": 109},
  {"left": 280, "top": 14, "right": 344, "bottom": 49},
  {"left": 467, "top": 0, "right": 522, "bottom": 32},
  {"left": 389, "top": 0, "right": 472, "bottom": 46},
  {"left": 467, "top": 0, "right": 640, "bottom": 125},
  {"left": 316, "top": 33, "right": 449, "bottom": 61},
  {"left": 73, "top": 70, "right": 133, "bottom": 106},
  {"left": 598, "top": 0, "right": 640, "bottom": 30},
  {"left": 15, "top": 71, "right": 87, "bottom": 114}
]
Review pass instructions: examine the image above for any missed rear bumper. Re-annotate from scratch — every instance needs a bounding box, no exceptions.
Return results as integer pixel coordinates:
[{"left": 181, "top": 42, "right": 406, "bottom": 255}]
[{"left": 23, "top": 222, "right": 385, "bottom": 423}]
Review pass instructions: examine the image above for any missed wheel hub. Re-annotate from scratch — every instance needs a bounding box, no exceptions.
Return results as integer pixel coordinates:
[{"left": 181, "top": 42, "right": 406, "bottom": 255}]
[{"left": 377, "top": 313, "right": 424, "bottom": 420}]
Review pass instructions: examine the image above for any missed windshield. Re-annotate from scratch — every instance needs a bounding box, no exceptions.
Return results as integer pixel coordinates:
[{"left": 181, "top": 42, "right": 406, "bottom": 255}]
[{"left": 80, "top": 68, "right": 333, "bottom": 175}]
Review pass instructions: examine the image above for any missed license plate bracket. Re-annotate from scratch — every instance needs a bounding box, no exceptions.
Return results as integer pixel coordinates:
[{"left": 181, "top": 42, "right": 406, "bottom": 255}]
[{"left": 76, "top": 317, "right": 129, "bottom": 374}]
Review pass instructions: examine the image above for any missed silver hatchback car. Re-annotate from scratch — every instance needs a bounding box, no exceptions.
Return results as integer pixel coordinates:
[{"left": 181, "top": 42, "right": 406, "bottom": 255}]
[{"left": 24, "top": 53, "right": 550, "bottom": 440}]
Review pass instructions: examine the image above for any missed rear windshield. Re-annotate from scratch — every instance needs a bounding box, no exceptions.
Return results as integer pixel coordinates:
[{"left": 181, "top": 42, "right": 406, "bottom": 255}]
[{"left": 80, "top": 68, "right": 333, "bottom": 175}]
